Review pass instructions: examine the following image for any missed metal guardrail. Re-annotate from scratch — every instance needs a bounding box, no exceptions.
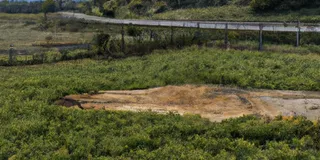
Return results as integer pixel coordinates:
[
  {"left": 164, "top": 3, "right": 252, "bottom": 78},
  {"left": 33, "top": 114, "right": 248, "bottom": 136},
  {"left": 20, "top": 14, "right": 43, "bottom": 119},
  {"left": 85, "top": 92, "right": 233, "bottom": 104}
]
[{"left": 59, "top": 12, "right": 320, "bottom": 33}]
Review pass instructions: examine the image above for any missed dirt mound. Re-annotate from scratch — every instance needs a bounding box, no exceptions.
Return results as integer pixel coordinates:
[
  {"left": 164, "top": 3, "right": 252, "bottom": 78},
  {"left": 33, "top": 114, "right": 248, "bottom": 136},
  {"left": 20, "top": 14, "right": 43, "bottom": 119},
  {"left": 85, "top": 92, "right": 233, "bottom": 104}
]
[{"left": 59, "top": 85, "right": 320, "bottom": 121}]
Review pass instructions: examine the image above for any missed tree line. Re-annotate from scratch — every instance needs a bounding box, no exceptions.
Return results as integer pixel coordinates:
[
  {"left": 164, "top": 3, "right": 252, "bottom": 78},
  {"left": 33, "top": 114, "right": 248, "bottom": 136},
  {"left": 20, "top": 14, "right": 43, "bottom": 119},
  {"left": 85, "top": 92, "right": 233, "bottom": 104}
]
[
  {"left": 77, "top": 0, "right": 320, "bottom": 18},
  {"left": 1, "top": 0, "right": 318, "bottom": 15},
  {"left": 0, "top": 0, "right": 77, "bottom": 13}
]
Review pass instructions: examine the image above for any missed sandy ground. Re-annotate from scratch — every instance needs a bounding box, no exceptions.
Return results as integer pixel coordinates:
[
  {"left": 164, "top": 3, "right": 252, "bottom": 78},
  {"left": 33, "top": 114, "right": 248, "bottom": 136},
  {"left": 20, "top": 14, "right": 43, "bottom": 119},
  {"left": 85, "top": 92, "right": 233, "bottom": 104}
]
[{"left": 57, "top": 85, "right": 320, "bottom": 122}]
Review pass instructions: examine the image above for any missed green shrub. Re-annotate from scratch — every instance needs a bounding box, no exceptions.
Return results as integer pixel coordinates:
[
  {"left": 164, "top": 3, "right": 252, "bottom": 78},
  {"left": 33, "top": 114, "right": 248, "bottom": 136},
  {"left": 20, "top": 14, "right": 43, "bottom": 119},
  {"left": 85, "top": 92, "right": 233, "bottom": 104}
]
[
  {"left": 45, "top": 50, "right": 62, "bottom": 62},
  {"left": 65, "top": 49, "right": 94, "bottom": 60},
  {"left": 250, "top": 0, "right": 319, "bottom": 12}
]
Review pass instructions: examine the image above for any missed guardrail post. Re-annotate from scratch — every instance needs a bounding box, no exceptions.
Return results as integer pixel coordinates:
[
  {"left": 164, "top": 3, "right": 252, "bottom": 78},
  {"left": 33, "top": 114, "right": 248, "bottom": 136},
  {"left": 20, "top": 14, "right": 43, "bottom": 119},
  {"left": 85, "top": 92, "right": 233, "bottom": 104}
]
[
  {"left": 150, "top": 30, "right": 153, "bottom": 41},
  {"left": 259, "top": 24, "right": 263, "bottom": 51},
  {"left": 224, "top": 23, "right": 229, "bottom": 49},
  {"left": 171, "top": 27, "right": 174, "bottom": 45},
  {"left": 8, "top": 45, "right": 15, "bottom": 65},
  {"left": 121, "top": 25, "right": 125, "bottom": 53},
  {"left": 296, "top": 21, "right": 300, "bottom": 47}
]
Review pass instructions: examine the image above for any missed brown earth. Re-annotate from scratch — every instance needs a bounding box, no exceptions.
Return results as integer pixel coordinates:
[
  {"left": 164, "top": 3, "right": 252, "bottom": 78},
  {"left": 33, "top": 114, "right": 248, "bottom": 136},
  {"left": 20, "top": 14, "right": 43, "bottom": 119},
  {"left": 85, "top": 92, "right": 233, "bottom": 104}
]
[{"left": 58, "top": 85, "right": 320, "bottom": 122}]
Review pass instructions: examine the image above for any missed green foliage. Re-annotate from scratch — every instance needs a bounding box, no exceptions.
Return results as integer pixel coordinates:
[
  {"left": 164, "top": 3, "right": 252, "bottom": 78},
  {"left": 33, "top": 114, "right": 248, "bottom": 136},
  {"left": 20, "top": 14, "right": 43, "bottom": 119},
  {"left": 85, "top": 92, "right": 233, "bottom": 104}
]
[
  {"left": 92, "top": 6, "right": 103, "bottom": 16},
  {"left": 42, "top": 0, "right": 56, "bottom": 14},
  {"left": 0, "top": 1, "right": 43, "bottom": 13},
  {"left": 93, "top": 32, "right": 111, "bottom": 56},
  {"left": 0, "top": 47, "right": 320, "bottom": 158},
  {"left": 64, "top": 49, "right": 95, "bottom": 60},
  {"left": 81, "top": 0, "right": 320, "bottom": 21},
  {"left": 126, "top": 25, "right": 142, "bottom": 37},
  {"left": 103, "top": 0, "right": 118, "bottom": 17},
  {"left": 45, "top": 50, "right": 62, "bottom": 62},
  {"left": 250, "top": 0, "right": 319, "bottom": 12},
  {"left": 153, "top": 5, "right": 320, "bottom": 22}
]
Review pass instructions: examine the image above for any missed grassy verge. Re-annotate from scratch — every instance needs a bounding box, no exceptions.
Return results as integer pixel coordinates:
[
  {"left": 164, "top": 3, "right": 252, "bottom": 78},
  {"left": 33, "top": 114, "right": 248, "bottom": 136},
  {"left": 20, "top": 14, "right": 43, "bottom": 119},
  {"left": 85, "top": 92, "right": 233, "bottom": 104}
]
[
  {"left": 1, "top": 47, "right": 320, "bottom": 159},
  {"left": 152, "top": 5, "right": 320, "bottom": 22},
  {"left": 0, "top": 13, "right": 43, "bottom": 20}
]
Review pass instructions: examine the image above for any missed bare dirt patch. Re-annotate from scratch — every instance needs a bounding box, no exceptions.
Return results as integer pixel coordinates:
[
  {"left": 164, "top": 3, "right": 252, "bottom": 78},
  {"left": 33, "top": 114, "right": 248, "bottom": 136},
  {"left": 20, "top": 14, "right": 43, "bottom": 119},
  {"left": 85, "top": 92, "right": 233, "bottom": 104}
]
[{"left": 58, "top": 85, "right": 320, "bottom": 121}]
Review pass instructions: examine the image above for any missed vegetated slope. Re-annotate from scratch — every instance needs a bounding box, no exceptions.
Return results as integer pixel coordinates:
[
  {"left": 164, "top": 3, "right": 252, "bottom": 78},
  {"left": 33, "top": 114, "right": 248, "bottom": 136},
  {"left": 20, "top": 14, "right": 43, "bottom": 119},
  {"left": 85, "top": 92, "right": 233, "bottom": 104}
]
[
  {"left": 1, "top": 47, "right": 320, "bottom": 159},
  {"left": 79, "top": 0, "right": 320, "bottom": 22},
  {"left": 152, "top": 5, "right": 320, "bottom": 22}
]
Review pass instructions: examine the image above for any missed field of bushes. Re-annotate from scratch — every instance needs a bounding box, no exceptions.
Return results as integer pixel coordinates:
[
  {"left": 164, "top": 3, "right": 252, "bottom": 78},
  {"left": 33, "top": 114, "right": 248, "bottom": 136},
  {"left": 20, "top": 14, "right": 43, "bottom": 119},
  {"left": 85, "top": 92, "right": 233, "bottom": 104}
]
[{"left": 1, "top": 47, "right": 320, "bottom": 159}]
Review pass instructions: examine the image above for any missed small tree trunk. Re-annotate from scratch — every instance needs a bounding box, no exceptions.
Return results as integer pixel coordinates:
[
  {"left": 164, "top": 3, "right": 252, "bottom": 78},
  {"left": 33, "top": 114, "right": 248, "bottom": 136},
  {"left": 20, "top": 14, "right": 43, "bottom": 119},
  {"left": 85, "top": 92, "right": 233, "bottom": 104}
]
[{"left": 44, "top": 12, "right": 47, "bottom": 21}]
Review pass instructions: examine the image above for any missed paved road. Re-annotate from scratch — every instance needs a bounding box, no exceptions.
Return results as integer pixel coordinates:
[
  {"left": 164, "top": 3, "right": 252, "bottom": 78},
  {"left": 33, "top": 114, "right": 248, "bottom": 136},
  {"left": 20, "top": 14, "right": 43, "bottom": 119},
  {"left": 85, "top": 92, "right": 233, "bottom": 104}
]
[{"left": 59, "top": 12, "right": 320, "bottom": 33}]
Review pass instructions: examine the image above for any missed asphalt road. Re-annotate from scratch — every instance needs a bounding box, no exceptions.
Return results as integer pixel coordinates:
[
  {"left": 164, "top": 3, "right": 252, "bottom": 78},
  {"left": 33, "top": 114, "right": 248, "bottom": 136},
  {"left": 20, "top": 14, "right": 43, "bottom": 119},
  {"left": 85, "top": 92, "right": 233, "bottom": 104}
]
[{"left": 59, "top": 12, "right": 320, "bottom": 33}]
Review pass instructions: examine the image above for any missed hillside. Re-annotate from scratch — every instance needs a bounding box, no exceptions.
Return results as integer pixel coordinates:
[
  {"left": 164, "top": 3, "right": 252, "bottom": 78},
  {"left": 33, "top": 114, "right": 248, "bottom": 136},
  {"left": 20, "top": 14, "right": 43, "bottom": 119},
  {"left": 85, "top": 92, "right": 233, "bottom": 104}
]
[
  {"left": 152, "top": 5, "right": 320, "bottom": 22},
  {"left": 79, "top": 0, "right": 320, "bottom": 22}
]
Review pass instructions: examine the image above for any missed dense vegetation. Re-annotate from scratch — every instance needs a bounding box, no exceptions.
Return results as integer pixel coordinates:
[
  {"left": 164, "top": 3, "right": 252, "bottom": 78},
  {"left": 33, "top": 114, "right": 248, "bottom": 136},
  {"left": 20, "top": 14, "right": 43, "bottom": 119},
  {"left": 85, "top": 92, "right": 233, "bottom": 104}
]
[
  {"left": 250, "top": 0, "right": 320, "bottom": 12},
  {"left": 1, "top": 47, "right": 320, "bottom": 159},
  {"left": 1, "top": 1, "right": 320, "bottom": 158},
  {"left": 0, "top": 1, "right": 43, "bottom": 13},
  {"left": 77, "top": 0, "right": 320, "bottom": 22},
  {"left": 0, "top": 0, "right": 77, "bottom": 14},
  {"left": 153, "top": 5, "right": 320, "bottom": 22}
]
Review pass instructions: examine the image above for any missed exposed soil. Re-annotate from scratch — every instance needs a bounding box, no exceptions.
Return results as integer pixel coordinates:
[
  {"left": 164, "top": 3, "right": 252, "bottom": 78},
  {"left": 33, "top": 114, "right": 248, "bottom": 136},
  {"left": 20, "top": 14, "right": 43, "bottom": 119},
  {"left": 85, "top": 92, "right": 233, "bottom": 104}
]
[{"left": 58, "top": 85, "right": 320, "bottom": 121}]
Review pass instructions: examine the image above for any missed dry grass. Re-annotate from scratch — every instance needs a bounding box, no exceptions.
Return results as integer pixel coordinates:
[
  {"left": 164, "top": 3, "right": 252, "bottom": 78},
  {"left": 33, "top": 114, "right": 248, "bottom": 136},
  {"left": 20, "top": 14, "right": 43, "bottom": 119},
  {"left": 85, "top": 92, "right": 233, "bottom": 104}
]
[
  {"left": 0, "top": 13, "right": 95, "bottom": 53},
  {"left": 0, "top": 13, "right": 42, "bottom": 20}
]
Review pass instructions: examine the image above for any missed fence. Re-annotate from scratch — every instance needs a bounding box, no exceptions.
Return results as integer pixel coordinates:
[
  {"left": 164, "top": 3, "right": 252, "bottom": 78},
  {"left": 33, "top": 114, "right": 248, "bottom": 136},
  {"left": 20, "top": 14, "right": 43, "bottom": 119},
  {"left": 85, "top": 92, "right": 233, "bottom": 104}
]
[{"left": 59, "top": 12, "right": 320, "bottom": 51}]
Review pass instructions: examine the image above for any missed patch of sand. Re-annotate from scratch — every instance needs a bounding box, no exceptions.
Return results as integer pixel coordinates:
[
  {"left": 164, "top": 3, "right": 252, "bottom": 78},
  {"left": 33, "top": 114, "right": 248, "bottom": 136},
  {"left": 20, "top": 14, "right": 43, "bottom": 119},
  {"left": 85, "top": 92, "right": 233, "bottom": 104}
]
[{"left": 57, "top": 85, "right": 320, "bottom": 121}]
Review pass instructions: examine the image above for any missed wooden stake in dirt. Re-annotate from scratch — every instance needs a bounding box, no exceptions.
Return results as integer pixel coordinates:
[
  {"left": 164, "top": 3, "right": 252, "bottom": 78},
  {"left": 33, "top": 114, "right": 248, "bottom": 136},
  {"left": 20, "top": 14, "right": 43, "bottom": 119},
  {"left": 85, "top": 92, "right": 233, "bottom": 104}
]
[
  {"left": 224, "top": 23, "right": 229, "bottom": 49},
  {"left": 296, "top": 21, "right": 301, "bottom": 47},
  {"left": 259, "top": 24, "right": 263, "bottom": 51}
]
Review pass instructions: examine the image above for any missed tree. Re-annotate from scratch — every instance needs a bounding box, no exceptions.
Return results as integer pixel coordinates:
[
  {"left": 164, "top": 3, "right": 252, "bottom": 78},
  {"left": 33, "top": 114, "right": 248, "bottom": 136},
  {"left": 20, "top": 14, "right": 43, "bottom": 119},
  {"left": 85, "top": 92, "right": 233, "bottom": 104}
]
[{"left": 42, "top": 0, "right": 56, "bottom": 20}]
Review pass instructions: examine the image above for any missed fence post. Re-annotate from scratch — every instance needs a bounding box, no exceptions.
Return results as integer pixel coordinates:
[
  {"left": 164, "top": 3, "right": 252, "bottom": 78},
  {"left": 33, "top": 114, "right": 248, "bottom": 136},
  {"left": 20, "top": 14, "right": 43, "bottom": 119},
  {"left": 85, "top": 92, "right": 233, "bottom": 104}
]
[
  {"left": 224, "top": 23, "right": 229, "bottom": 49},
  {"left": 296, "top": 21, "right": 300, "bottom": 47},
  {"left": 41, "top": 53, "right": 45, "bottom": 63},
  {"left": 259, "top": 24, "right": 263, "bottom": 51},
  {"left": 150, "top": 30, "right": 153, "bottom": 41},
  {"left": 171, "top": 27, "right": 174, "bottom": 45},
  {"left": 8, "top": 44, "right": 16, "bottom": 65},
  {"left": 121, "top": 25, "right": 125, "bottom": 53}
]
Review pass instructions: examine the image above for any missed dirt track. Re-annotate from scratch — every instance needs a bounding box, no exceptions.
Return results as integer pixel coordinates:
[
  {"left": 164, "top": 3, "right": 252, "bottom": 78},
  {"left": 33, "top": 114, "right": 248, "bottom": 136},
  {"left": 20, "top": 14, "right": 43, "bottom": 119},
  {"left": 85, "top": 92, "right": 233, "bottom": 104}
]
[{"left": 58, "top": 85, "right": 320, "bottom": 121}]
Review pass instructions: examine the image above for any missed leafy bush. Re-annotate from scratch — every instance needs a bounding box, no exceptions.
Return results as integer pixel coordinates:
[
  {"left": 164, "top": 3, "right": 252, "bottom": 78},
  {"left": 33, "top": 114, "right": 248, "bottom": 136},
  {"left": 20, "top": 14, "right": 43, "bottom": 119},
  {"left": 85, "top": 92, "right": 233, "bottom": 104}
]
[
  {"left": 45, "top": 50, "right": 62, "bottom": 62},
  {"left": 92, "top": 6, "right": 103, "bottom": 16},
  {"left": 64, "top": 49, "right": 94, "bottom": 60},
  {"left": 250, "top": 0, "right": 319, "bottom": 12},
  {"left": 92, "top": 32, "right": 111, "bottom": 56}
]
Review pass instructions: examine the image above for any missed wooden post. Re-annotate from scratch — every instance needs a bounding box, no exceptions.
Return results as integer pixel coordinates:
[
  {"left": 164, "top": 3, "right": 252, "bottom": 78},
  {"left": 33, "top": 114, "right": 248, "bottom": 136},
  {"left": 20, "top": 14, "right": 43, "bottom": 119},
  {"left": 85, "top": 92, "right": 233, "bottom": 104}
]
[
  {"left": 170, "top": 27, "right": 174, "bottom": 45},
  {"left": 258, "top": 24, "right": 263, "bottom": 51},
  {"left": 224, "top": 23, "right": 229, "bottom": 49},
  {"left": 296, "top": 21, "right": 300, "bottom": 47},
  {"left": 8, "top": 45, "right": 14, "bottom": 65},
  {"left": 121, "top": 25, "right": 125, "bottom": 53},
  {"left": 41, "top": 53, "right": 45, "bottom": 63},
  {"left": 150, "top": 30, "right": 153, "bottom": 41}
]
